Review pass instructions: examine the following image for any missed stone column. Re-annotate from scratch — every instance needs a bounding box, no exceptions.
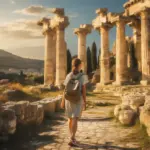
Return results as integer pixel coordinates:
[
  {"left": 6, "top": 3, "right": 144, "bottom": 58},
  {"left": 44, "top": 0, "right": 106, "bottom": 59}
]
[
  {"left": 115, "top": 19, "right": 128, "bottom": 85},
  {"left": 140, "top": 9, "right": 150, "bottom": 85},
  {"left": 37, "top": 18, "right": 55, "bottom": 86},
  {"left": 52, "top": 33, "right": 56, "bottom": 81},
  {"left": 78, "top": 32, "right": 87, "bottom": 73},
  {"left": 55, "top": 26, "right": 66, "bottom": 87},
  {"left": 50, "top": 8, "right": 69, "bottom": 87},
  {"left": 44, "top": 29, "right": 55, "bottom": 85},
  {"left": 64, "top": 41, "right": 67, "bottom": 74},
  {"left": 99, "top": 25, "right": 110, "bottom": 85},
  {"left": 74, "top": 25, "right": 92, "bottom": 73}
]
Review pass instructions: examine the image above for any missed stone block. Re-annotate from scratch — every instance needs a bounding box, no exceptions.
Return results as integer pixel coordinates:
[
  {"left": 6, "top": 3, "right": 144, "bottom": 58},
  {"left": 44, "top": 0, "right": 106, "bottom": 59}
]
[
  {"left": 119, "top": 109, "right": 136, "bottom": 125},
  {"left": 36, "top": 105, "right": 44, "bottom": 125},
  {"left": 14, "top": 101, "right": 29, "bottom": 124},
  {"left": 39, "top": 100, "right": 56, "bottom": 117},
  {"left": 24, "top": 103, "right": 38, "bottom": 124},
  {"left": 140, "top": 107, "right": 150, "bottom": 136},
  {"left": 114, "top": 105, "right": 121, "bottom": 118},
  {"left": 53, "top": 98, "right": 62, "bottom": 112},
  {"left": 140, "top": 80, "right": 148, "bottom": 86},
  {"left": 1, "top": 109, "right": 17, "bottom": 134}
]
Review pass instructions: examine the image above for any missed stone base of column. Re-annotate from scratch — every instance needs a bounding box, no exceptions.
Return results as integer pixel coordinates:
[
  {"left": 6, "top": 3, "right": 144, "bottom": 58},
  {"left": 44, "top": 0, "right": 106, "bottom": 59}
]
[
  {"left": 140, "top": 80, "right": 149, "bottom": 86},
  {"left": 94, "top": 82, "right": 110, "bottom": 92},
  {"left": 112, "top": 81, "right": 130, "bottom": 86}
]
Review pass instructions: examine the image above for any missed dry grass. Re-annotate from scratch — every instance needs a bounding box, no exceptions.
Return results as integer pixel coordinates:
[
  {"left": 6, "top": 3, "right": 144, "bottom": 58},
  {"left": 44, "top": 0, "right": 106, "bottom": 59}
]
[
  {"left": 118, "top": 120, "right": 150, "bottom": 149},
  {"left": 0, "top": 94, "right": 8, "bottom": 102},
  {"left": 8, "top": 83, "right": 23, "bottom": 90}
]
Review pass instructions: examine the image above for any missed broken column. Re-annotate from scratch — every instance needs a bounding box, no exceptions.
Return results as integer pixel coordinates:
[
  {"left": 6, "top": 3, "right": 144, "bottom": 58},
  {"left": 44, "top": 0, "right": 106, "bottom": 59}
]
[{"left": 37, "top": 18, "right": 55, "bottom": 86}]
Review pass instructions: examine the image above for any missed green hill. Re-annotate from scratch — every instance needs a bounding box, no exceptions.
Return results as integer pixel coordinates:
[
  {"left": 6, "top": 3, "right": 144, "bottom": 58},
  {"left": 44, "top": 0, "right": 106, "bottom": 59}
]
[{"left": 0, "top": 49, "right": 44, "bottom": 70}]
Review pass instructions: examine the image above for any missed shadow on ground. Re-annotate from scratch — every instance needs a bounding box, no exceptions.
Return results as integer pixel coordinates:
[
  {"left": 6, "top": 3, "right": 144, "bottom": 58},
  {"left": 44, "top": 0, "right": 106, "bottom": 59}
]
[
  {"left": 0, "top": 113, "right": 66, "bottom": 150},
  {"left": 74, "top": 142, "right": 140, "bottom": 150}
]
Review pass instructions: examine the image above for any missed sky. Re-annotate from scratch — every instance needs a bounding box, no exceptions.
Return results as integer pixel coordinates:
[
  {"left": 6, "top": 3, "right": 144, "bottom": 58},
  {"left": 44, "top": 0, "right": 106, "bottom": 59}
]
[{"left": 0, "top": 0, "right": 132, "bottom": 60}]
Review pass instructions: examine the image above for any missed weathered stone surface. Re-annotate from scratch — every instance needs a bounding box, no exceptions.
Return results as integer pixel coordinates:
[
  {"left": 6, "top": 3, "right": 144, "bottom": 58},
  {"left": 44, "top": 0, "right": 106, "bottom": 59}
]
[
  {"left": 15, "top": 101, "right": 29, "bottom": 124},
  {"left": 36, "top": 105, "right": 44, "bottom": 125},
  {"left": 119, "top": 109, "right": 136, "bottom": 125},
  {"left": 114, "top": 104, "right": 136, "bottom": 125},
  {"left": 39, "top": 100, "right": 56, "bottom": 117},
  {"left": 114, "top": 104, "right": 121, "bottom": 118},
  {"left": 1, "top": 109, "right": 17, "bottom": 134},
  {"left": 140, "top": 106, "right": 150, "bottom": 136},
  {"left": 122, "top": 95, "right": 145, "bottom": 111}
]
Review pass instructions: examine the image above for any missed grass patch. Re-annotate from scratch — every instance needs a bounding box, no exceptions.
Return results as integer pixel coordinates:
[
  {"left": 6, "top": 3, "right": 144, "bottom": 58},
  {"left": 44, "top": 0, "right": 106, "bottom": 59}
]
[
  {"left": 86, "top": 92, "right": 97, "bottom": 97},
  {"left": 119, "top": 120, "right": 150, "bottom": 149}
]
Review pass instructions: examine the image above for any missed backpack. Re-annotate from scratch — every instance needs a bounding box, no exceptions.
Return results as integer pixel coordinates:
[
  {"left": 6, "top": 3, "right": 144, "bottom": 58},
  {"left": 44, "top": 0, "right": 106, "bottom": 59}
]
[{"left": 64, "top": 72, "right": 83, "bottom": 104}]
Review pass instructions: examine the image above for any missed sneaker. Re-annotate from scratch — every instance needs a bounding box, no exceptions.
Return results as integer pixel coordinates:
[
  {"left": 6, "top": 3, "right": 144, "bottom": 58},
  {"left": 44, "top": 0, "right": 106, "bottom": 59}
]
[{"left": 68, "top": 139, "right": 79, "bottom": 147}]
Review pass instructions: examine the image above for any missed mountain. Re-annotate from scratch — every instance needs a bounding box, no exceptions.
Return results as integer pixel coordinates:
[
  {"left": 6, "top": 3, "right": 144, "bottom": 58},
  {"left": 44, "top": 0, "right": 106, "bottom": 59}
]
[{"left": 0, "top": 49, "right": 44, "bottom": 70}]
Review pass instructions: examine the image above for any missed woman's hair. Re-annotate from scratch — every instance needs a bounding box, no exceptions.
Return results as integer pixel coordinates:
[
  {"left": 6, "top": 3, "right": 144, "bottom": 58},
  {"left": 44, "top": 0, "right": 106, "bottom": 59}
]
[{"left": 72, "top": 58, "right": 82, "bottom": 75}]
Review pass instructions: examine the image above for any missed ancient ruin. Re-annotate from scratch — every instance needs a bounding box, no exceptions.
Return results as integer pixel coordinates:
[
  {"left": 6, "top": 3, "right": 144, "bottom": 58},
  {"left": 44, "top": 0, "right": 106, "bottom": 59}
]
[
  {"left": 38, "top": 8, "right": 69, "bottom": 87},
  {"left": 91, "top": 0, "right": 150, "bottom": 89}
]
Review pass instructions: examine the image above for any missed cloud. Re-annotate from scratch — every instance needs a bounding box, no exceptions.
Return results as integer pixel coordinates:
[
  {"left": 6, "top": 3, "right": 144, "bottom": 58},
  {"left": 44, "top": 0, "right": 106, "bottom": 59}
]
[
  {"left": 68, "top": 12, "right": 79, "bottom": 18},
  {"left": 14, "top": 5, "right": 78, "bottom": 19},
  {"left": 11, "top": 0, "right": 16, "bottom": 4},
  {"left": 0, "top": 19, "right": 42, "bottom": 39},
  {"left": 14, "top": 5, "right": 52, "bottom": 16}
]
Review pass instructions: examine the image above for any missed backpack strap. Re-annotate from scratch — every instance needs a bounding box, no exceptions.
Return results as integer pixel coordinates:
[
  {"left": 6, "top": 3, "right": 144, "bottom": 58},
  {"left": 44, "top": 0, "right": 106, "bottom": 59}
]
[{"left": 76, "top": 73, "right": 84, "bottom": 80}]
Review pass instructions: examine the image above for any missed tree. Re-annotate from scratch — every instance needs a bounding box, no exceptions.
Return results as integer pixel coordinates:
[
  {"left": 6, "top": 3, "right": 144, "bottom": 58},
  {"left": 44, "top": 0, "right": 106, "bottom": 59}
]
[
  {"left": 67, "top": 49, "right": 72, "bottom": 73},
  {"left": 87, "top": 47, "right": 92, "bottom": 74},
  {"left": 91, "top": 42, "right": 97, "bottom": 71},
  {"left": 129, "top": 42, "right": 138, "bottom": 69}
]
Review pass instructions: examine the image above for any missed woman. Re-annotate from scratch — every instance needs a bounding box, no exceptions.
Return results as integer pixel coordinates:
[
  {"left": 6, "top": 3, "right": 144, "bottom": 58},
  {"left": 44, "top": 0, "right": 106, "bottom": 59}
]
[{"left": 61, "top": 58, "right": 88, "bottom": 146}]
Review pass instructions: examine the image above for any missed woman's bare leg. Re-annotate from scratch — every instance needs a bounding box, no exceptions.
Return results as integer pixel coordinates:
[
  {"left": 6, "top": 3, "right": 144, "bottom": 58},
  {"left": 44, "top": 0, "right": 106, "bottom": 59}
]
[
  {"left": 68, "top": 118, "right": 72, "bottom": 137},
  {"left": 71, "top": 118, "right": 78, "bottom": 140}
]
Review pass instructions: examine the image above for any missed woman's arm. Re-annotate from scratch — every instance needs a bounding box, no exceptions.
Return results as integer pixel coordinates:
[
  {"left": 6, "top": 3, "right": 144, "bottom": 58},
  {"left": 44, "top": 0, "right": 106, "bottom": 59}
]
[{"left": 82, "top": 85, "right": 86, "bottom": 110}]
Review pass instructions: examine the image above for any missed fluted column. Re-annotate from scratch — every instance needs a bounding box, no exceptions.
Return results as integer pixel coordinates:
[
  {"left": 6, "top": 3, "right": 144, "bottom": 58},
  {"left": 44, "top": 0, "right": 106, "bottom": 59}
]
[
  {"left": 78, "top": 33, "right": 87, "bottom": 73},
  {"left": 74, "top": 25, "right": 92, "bottom": 73},
  {"left": 100, "top": 25, "right": 110, "bottom": 85},
  {"left": 55, "top": 26, "right": 66, "bottom": 87},
  {"left": 52, "top": 33, "right": 56, "bottom": 81},
  {"left": 115, "top": 19, "right": 128, "bottom": 85},
  {"left": 44, "top": 29, "right": 55, "bottom": 85},
  {"left": 140, "top": 9, "right": 150, "bottom": 85}
]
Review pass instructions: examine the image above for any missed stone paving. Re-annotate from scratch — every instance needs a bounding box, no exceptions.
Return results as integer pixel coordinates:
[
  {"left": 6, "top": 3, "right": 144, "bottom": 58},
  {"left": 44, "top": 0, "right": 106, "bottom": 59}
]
[{"left": 0, "top": 93, "right": 148, "bottom": 150}]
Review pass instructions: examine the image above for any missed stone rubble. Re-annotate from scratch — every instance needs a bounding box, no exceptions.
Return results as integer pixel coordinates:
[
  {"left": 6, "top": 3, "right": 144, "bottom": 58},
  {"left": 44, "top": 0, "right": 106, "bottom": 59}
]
[{"left": 0, "top": 96, "right": 62, "bottom": 142}]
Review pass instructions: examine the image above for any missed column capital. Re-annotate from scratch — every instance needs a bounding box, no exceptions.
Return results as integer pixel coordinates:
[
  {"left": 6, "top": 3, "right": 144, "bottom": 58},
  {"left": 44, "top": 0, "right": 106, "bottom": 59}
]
[
  {"left": 108, "top": 12, "right": 130, "bottom": 25},
  {"left": 140, "top": 7, "right": 150, "bottom": 19},
  {"left": 74, "top": 24, "right": 93, "bottom": 36},
  {"left": 100, "top": 23, "right": 113, "bottom": 31},
  {"left": 37, "top": 17, "right": 53, "bottom": 36},
  {"left": 96, "top": 8, "right": 108, "bottom": 16},
  {"left": 51, "top": 16, "right": 69, "bottom": 30},
  {"left": 50, "top": 8, "right": 65, "bottom": 17}
]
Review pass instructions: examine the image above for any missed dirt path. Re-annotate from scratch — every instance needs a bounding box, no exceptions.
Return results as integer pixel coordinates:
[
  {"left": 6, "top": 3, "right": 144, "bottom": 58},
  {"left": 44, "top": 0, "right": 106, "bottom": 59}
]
[{"left": 0, "top": 93, "right": 149, "bottom": 150}]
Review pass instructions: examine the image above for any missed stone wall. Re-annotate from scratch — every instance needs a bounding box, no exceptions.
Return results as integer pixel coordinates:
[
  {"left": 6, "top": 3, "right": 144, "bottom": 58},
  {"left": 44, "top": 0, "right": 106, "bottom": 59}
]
[{"left": 0, "top": 96, "right": 62, "bottom": 142}]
